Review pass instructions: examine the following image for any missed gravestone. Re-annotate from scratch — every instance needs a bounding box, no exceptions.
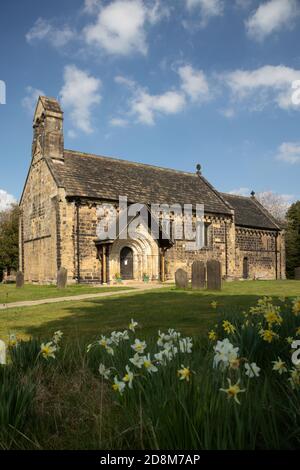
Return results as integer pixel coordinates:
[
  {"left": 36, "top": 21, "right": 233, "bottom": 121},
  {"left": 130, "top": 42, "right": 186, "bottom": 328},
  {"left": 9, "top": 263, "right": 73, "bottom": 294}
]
[
  {"left": 57, "top": 267, "right": 68, "bottom": 289},
  {"left": 16, "top": 271, "right": 24, "bottom": 289},
  {"left": 175, "top": 268, "right": 189, "bottom": 289},
  {"left": 0, "top": 340, "right": 6, "bottom": 365},
  {"left": 192, "top": 261, "right": 206, "bottom": 289},
  {"left": 207, "top": 260, "right": 222, "bottom": 291},
  {"left": 295, "top": 267, "right": 300, "bottom": 280}
]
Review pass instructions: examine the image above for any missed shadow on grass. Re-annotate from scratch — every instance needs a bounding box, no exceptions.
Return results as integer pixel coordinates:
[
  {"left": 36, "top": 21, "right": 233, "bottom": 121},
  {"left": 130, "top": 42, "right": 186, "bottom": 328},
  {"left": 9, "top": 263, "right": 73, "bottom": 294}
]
[{"left": 22, "top": 288, "right": 284, "bottom": 341}]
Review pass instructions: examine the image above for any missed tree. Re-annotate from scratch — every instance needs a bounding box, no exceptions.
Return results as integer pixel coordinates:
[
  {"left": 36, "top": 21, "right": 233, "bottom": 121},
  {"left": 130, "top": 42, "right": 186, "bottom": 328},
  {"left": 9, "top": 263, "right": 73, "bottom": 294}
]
[
  {"left": 256, "top": 191, "right": 290, "bottom": 224},
  {"left": 285, "top": 201, "right": 300, "bottom": 278},
  {"left": 0, "top": 204, "right": 19, "bottom": 281}
]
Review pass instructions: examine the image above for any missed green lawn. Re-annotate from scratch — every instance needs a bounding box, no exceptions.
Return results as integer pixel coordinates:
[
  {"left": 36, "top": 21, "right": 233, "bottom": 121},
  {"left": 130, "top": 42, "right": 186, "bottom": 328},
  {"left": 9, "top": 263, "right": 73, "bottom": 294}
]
[
  {"left": 0, "top": 280, "right": 299, "bottom": 342},
  {"left": 0, "top": 283, "right": 133, "bottom": 304}
]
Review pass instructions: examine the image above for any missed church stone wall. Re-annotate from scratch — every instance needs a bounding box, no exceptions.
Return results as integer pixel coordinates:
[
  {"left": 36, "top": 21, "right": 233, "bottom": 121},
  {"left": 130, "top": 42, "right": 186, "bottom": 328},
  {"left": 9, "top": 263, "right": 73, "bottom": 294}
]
[
  {"left": 165, "top": 216, "right": 234, "bottom": 280},
  {"left": 234, "top": 227, "right": 285, "bottom": 280},
  {"left": 20, "top": 159, "right": 58, "bottom": 283}
]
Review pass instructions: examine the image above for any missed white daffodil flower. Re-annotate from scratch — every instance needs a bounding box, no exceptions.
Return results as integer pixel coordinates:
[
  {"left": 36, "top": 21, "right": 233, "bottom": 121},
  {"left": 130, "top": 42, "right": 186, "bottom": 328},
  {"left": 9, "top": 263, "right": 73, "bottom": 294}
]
[
  {"left": 122, "top": 365, "right": 134, "bottom": 388},
  {"left": 245, "top": 362, "right": 260, "bottom": 378},
  {"left": 112, "top": 376, "right": 126, "bottom": 395},
  {"left": 272, "top": 357, "right": 287, "bottom": 375},
  {"left": 131, "top": 339, "right": 146, "bottom": 354},
  {"left": 129, "top": 319, "right": 138, "bottom": 332},
  {"left": 142, "top": 354, "right": 158, "bottom": 374},
  {"left": 179, "top": 337, "right": 193, "bottom": 353},
  {"left": 40, "top": 342, "right": 57, "bottom": 360},
  {"left": 129, "top": 353, "right": 144, "bottom": 369},
  {"left": 99, "top": 363, "right": 111, "bottom": 380}
]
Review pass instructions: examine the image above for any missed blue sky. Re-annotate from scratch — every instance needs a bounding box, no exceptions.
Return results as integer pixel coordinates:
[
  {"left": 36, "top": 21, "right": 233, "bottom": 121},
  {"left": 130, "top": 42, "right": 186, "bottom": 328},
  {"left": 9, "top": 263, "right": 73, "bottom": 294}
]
[{"left": 0, "top": 0, "right": 300, "bottom": 209}]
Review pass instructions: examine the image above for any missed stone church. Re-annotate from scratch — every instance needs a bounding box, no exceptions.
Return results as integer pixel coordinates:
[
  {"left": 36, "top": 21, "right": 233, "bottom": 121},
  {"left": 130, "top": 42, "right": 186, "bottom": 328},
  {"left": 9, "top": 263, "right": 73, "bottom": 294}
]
[{"left": 19, "top": 96, "right": 286, "bottom": 284}]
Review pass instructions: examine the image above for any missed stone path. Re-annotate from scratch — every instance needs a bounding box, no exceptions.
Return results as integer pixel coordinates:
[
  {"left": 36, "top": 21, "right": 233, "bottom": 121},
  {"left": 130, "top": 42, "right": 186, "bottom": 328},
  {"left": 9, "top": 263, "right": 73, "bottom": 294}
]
[{"left": 0, "top": 283, "right": 166, "bottom": 310}]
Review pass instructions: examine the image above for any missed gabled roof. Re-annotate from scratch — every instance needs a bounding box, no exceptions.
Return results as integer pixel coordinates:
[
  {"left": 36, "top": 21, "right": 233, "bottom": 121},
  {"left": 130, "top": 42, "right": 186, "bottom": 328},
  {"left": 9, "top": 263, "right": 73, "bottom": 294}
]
[
  {"left": 221, "top": 193, "right": 281, "bottom": 230},
  {"left": 49, "top": 150, "right": 232, "bottom": 215}
]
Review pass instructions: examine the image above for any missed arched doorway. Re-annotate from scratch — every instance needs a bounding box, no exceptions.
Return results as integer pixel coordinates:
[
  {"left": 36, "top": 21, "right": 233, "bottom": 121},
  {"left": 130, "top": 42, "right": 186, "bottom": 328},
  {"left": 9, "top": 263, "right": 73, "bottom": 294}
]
[
  {"left": 120, "top": 247, "right": 134, "bottom": 280},
  {"left": 243, "top": 257, "right": 249, "bottom": 279}
]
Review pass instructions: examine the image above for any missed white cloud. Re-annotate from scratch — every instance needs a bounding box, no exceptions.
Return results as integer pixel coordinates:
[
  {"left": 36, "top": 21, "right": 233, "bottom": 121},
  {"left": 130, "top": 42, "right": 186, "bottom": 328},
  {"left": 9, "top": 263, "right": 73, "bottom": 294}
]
[
  {"left": 219, "top": 107, "right": 236, "bottom": 118},
  {"left": 110, "top": 117, "right": 129, "bottom": 127},
  {"left": 22, "top": 86, "right": 45, "bottom": 114},
  {"left": 246, "top": 0, "right": 299, "bottom": 41},
  {"left": 60, "top": 65, "right": 102, "bottom": 135},
  {"left": 83, "top": 0, "right": 101, "bottom": 14},
  {"left": 185, "top": 0, "right": 224, "bottom": 26},
  {"left": 223, "top": 65, "right": 300, "bottom": 111},
  {"left": 235, "top": 0, "right": 252, "bottom": 9},
  {"left": 275, "top": 142, "right": 300, "bottom": 164},
  {"left": 229, "top": 187, "right": 251, "bottom": 197},
  {"left": 178, "top": 65, "right": 210, "bottom": 102},
  {"left": 26, "top": 18, "right": 75, "bottom": 48},
  {"left": 130, "top": 89, "right": 186, "bottom": 125},
  {"left": 0, "top": 190, "right": 16, "bottom": 212},
  {"left": 114, "top": 64, "right": 211, "bottom": 125},
  {"left": 83, "top": 0, "right": 167, "bottom": 56}
]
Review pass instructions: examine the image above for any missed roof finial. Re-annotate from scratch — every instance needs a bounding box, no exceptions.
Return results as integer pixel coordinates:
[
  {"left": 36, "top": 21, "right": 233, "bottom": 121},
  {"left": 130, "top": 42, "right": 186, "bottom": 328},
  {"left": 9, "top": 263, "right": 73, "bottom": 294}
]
[
  {"left": 196, "top": 163, "right": 202, "bottom": 175},
  {"left": 250, "top": 190, "right": 255, "bottom": 198}
]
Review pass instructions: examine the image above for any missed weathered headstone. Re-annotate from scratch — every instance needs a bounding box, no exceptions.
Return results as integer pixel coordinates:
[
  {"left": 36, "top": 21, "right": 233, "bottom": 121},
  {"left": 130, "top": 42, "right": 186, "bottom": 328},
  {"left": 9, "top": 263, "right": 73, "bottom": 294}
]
[
  {"left": 192, "top": 261, "right": 206, "bottom": 289},
  {"left": 16, "top": 271, "right": 24, "bottom": 289},
  {"left": 295, "top": 267, "right": 300, "bottom": 280},
  {"left": 207, "top": 260, "right": 222, "bottom": 291},
  {"left": 175, "top": 268, "right": 189, "bottom": 289},
  {"left": 57, "top": 267, "right": 68, "bottom": 289}
]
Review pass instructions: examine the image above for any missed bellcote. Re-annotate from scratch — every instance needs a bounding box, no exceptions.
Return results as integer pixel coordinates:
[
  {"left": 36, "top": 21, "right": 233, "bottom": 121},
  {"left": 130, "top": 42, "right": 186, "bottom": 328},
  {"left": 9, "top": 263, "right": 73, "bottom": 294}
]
[{"left": 32, "top": 96, "right": 64, "bottom": 162}]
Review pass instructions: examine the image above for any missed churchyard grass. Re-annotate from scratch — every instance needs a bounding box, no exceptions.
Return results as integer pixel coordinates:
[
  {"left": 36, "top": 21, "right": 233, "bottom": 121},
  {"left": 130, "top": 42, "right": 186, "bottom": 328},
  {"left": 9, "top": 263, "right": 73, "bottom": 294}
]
[
  {"left": 0, "top": 283, "right": 133, "bottom": 304},
  {"left": 0, "top": 280, "right": 299, "bottom": 340},
  {"left": 0, "top": 280, "right": 300, "bottom": 450}
]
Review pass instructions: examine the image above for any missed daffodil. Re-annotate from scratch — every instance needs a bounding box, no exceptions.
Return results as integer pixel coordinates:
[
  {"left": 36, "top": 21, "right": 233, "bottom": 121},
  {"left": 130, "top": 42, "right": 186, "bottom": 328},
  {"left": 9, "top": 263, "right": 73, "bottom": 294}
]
[
  {"left": 289, "top": 367, "right": 300, "bottom": 389},
  {"left": 177, "top": 365, "right": 191, "bottom": 382},
  {"left": 272, "top": 357, "right": 287, "bottom": 375},
  {"left": 8, "top": 334, "right": 18, "bottom": 348},
  {"left": 278, "top": 296, "right": 285, "bottom": 303},
  {"left": 99, "top": 363, "right": 111, "bottom": 380},
  {"left": 179, "top": 337, "right": 193, "bottom": 353},
  {"left": 286, "top": 337, "right": 294, "bottom": 345},
  {"left": 292, "top": 298, "right": 300, "bottom": 316},
  {"left": 295, "top": 327, "right": 300, "bottom": 337},
  {"left": 213, "top": 338, "right": 239, "bottom": 369},
  {"left": 264, "top": 310, "right": 282, "bottom": 327},
  {"left": 208, "top": 330, "right": 217, "bottom": 341},
  {"left": 244, "top": 362, "right": 260, "bottom": 378},
  {"left": 40, "top": 342, "right": 57, "bottom": 360},
  {"left": 112, "top": 376, "right": 126, "bottom": 395},
  {"left": 129, "top": 319, "right": 138, "bottom": 332},
  {"left": 220, "top": 378, "right": 246, "bottom": 404},
  {"left": 129, "top": 353, "right": 144, "bottom": 368},
  {"left": 105, "top": 346, "right": 114, "bottom": 356},
  {"left": 222, "top": 320, "right": 236, "bottom": 334},
  {"left": 211, "top": 301, "right": 218, "bottom": 309},
  {"left": 131, "top": 339, "right": 146, "bottom": 354},
  {"left": 122, "top": 365, "right": 134, "bottom": 388},
  {"left": 229, "top": 358, "right": 240, "bottom": 370},
  {"left": 110, "top": 330, "right": 129, "bottom": 345},
  {"left": 259, "top": 329, "right": 278, "bottom": 343},
  {"left": 99, "top": 336, "right": 110, "bottom": 348},
  {"left": 142, "top": 354, "right": 158, "bottom": 374},
  {"left": 53, "top": 330, "right": 63, "bottom": 343}
]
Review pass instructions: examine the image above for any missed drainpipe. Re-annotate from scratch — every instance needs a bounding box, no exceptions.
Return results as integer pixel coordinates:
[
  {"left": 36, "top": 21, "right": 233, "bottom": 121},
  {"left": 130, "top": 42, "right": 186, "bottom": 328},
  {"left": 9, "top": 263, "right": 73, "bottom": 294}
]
[
  {"left": 76, "top": 200, "right": 81, "bottom": 283},
  {"left": 224, "top": 221, "right": 228, "bottom": 278},
  {"left": 275, "top": 232, "right": 278, "bottom": 280}
]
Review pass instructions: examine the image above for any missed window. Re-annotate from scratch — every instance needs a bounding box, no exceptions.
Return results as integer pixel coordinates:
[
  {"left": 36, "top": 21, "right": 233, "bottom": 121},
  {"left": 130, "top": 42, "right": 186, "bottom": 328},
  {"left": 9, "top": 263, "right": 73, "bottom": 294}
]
[{"left": 204, "top": 223, "right": 210, "bottom": 247}]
